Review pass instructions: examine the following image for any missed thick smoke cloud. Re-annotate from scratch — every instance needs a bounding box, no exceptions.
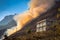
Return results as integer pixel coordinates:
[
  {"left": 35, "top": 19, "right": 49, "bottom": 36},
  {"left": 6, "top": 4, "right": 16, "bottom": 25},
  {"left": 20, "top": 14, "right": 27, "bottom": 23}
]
[
  {"left": 5, "top": 0, "right": 55, "bottom": 36},
  {"left": 29, "top": 0, "right": 55, "bottom": 18}
]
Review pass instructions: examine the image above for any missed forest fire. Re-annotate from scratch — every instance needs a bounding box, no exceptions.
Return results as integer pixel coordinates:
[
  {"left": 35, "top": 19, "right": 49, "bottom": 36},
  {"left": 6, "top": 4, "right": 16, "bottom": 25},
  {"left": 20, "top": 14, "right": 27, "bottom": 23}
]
[{"left": 6, "top": 0, "right": 55, "bottom": 36}]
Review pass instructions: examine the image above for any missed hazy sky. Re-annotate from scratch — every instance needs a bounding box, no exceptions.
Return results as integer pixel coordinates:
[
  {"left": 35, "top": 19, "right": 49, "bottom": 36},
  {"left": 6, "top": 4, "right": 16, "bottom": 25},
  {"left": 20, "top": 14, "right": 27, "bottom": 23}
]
[{"left": 0, "top": 0, "right": 30, "bottom": 21}]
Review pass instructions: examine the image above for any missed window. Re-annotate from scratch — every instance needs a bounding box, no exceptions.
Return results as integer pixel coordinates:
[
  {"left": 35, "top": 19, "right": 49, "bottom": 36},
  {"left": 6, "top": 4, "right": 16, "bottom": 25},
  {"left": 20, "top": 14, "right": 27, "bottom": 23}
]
[
  {"left": 42, "top": 22, "right": 46, "bottom": 26},
  {"left": 40, "top": 23, "right": 43, "bottom": 27},
  {"left": 36, "top": 19, "right": 47, "bottom": 32}
]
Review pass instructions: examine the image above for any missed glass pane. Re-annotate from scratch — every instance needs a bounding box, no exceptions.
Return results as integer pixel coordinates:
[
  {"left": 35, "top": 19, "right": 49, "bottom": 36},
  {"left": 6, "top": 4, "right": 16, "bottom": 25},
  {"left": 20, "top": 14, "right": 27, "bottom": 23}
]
[
  {"left": 43, "top": 27, "right": 46, "bottom": 31},
  {"left": 42, "top": 22, "right": 46, "bottom": 26},
  {"left": 40, "top": 28, "right": 43, "bottom": 31},
  {"left": 40, "top": 23, "right": 42, "bottom": 27},
  {"left": 37, "top": 24, "right": 40, "bottom": 27}
]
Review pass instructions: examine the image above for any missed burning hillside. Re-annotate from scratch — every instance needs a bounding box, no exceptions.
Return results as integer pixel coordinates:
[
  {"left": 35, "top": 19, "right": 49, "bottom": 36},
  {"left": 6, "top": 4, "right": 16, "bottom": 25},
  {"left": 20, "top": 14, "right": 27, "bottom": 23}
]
[{"left": 6, "top": 0, "right": 55, "bottom": 36}]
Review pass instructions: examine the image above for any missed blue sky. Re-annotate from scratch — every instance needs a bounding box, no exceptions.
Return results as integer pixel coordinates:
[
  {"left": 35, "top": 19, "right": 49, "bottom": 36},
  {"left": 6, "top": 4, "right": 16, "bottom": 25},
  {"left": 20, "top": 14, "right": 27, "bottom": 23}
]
[{"left": 0, "top": 0, "right": 30, "bottom": 21}]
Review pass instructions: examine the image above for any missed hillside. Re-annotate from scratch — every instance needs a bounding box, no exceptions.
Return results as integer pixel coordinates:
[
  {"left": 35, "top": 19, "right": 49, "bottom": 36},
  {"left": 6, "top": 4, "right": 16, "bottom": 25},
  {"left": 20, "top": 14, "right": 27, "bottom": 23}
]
[{"left": 3, "top": 1, "right": 60, "bottom": 40}]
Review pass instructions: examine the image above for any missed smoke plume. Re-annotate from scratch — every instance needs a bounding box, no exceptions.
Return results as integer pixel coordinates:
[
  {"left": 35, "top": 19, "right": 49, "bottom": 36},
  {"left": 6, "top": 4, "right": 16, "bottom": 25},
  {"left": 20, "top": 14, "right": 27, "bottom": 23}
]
[{"left": 5, "top": 0, "right": 55, "bottom": 36}]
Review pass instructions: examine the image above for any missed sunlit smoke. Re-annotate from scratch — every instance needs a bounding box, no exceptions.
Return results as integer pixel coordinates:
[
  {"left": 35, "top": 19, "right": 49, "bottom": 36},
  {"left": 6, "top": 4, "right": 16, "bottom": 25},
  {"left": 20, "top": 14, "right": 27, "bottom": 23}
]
[
  {"left": 29, "top": 0, "right": 55, "bottom": 18},
  {"left": 5, "top": 0, "right": 55, "bottom": 36}
]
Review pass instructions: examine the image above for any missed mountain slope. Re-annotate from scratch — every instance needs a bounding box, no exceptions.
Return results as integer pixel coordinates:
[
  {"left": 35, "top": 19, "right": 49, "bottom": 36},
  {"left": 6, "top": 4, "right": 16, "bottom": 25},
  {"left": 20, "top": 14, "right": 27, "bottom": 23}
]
[
  {"left": 0, "top": 15, "right": 17, "bottom": 38},
  {"left": 0, "top": 15, "right": 17, "bottom": 30}
]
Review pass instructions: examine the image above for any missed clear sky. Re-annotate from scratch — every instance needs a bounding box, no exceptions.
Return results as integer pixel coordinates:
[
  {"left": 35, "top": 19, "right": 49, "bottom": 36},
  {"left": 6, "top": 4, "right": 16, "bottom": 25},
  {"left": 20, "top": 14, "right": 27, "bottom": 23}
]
[{"left": 0, "top": 0, "right": 30, "bottom": 21}]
